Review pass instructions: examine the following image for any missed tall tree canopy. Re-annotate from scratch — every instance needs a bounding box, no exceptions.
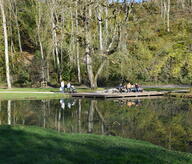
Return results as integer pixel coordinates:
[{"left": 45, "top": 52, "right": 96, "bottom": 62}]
[{"left": 0, "top": 0, "right": 192, "bottom": 88}]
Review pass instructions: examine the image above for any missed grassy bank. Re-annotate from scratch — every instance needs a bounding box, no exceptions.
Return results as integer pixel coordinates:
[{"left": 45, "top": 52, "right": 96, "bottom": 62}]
[
  {"left": 0, "top": 93, "right": 70, "bottom": 100},
  {"left": 169, "top": 93, "right": 192, "bottom": 98},
  {"left": 0, "top": 125, "right": 191, "bottom": 164},
  {"left": 0, "top": 87, "right": 104, "bottom": 100},
  {"left": 0, "top": 87, "right": 104, "bottom": 92},
  {"left": 169, "top": 88, "right": 192, "bottom": 98}
]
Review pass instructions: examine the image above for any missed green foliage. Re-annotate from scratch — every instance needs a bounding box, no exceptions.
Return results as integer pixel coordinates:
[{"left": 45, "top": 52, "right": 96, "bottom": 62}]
[{"left": 1, "top": 0, "right": 192, "bottom": 87}]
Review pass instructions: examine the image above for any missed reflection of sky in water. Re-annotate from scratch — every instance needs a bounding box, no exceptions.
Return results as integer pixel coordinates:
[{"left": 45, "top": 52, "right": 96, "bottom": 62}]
[{"left": 0, "top": 98, "right": 192, "bottom": 153}]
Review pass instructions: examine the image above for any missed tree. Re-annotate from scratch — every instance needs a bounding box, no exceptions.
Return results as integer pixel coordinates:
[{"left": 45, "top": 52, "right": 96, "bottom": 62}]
[{"left": 0, "top": 0, "right": 11, "bottom": 88}]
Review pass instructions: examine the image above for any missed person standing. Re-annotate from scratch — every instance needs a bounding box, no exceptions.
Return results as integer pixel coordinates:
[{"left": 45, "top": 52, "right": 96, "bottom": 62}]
[
  {"left": 60, "top": 80, "right": 65, "bottom": 92},
  {"left": 67, "top": 82, "right": 71, "bottom": 92}
]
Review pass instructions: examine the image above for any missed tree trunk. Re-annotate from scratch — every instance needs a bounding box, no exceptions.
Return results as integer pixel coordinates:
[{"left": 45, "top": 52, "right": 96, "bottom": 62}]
[
  {"left": 48, "top": 0, "right": 61, "bottom": 81},
  {"left": 37, "top": 2, "right": 45, "bottom": 81},
  {"left": 78, "top": 99, "right": 81, "bottom": 133},
  {"left": 86, "top": 51, "right": 96, "bottom": 88},
  {"left": 85, "top": 3, "right": 96, "bottom": 88},
  {"left": 94, "top": 101, "right": 105, "bottom": 134},
  {"left": 13, "top": 0, "right": 22, "bottom": 53},
  {"left": 97, "top": 4, "right": 103, "bottom": 51},
  {"left": 161, "top": 0, "right": 163, "bottom": 17},
  {"left": 88, "top": 100, "right": 95, "bottom": 133},
  {"left": 7, "top": 100, "right": 11, "bottom": 125},
  {"left": 0, "top": 0, "right": 11, "bottom": 89},
  {"left": 167, "top": 0, "right": 170, "bottom": 32},
  {"left": 76, "top": 0, "right": 81, "bottom": 84}
]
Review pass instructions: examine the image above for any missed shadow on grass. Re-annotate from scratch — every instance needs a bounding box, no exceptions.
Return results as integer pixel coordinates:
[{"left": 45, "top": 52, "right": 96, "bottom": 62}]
[{"left": 0, "top": 126, "right": 191, "bottom": 164}]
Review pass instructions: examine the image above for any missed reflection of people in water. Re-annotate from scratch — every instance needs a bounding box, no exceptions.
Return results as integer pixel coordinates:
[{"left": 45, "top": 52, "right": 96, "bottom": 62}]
[
  {"left": 116, "top": 99, "right": 141, "bottom": 107},
  {"left": 60, "top": 99, "right": 65, "bottom": 109},
  {"left": 127, "top": 99, "right": 141, "bottom": 107},
  {"left": 127, "top": 101, "right": 136, "bottom": 107},
  {"left": 60, "top": 99, "right": 76, "bottom": 109},
  {"left": 68, "top": 102, "right": 71, "bottom": 109}
]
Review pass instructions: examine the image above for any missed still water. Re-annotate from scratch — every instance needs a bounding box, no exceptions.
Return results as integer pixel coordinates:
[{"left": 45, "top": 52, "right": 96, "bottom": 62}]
[{"left": 0, "top": 97, "right": 192, "bottom": 153}]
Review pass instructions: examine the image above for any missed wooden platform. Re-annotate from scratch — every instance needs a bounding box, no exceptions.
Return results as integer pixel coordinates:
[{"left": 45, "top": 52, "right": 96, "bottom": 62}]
[{"left": 71, "top": 91, "right": 166, "bottom": 99}]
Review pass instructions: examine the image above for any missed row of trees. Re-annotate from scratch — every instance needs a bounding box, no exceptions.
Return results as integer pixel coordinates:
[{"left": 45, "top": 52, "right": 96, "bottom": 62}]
[{"left": 0, "top": 0, "right": 192, "bottom": 88}]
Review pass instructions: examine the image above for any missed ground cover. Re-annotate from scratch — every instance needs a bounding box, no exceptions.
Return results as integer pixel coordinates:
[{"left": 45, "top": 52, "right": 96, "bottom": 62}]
[
  {"left": 0, "top": 87, "right": 104, "bottom": 92},
  {"left": 0, "top": 87, "right": 104, "bottom": 100},
  {"left": 0, "top": 125, "right": 191, "bottom": 164},
  {"left": 0, "top": 93, "right": 70, "bottom": 100}
]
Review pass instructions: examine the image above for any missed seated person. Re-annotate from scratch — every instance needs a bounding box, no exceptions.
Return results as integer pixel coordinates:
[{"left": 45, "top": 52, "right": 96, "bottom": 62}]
[
  {"left": 135, "top": 83, "right": 139, "bottom": 92},
  {"left": 126, "top": 82, "right": 132, "bottom": 92},
  {"left": 70, "top": 85, "right": 77, "bottom": 93},
  {"left": 118, "top": 83, "right": 124, "bottom": 93},
  {"left": 67, "top": 82, "right": 71, "bottom": 92}
]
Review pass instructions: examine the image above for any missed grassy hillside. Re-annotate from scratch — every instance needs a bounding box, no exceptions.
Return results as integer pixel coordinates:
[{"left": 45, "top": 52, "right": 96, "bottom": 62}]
[{"left": 0, "top": 125, "right": 191, "bottom": 164}]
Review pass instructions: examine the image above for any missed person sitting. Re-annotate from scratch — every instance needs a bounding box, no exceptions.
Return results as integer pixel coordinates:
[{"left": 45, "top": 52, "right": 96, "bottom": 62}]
[
  {"left": 118, "top": 83, "right": 124, "bottom": 93},
  {"left": 70, "top": 85, "right": 77, "bottom": 93},
  {"left": 135, "top": 83, "right": 139, "bottom": 92},
  {"left": 126, "top": 82, "right": 132, "bottom": 92}
]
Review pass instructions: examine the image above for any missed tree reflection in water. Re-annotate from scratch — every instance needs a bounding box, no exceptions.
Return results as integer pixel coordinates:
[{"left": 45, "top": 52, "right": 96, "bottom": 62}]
[{"left": 0, "top": 98, "right": 192, "bottom": 153}]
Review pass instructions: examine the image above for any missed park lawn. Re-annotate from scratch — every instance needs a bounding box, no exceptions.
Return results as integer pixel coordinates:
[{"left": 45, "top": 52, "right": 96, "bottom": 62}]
[
  {"left": 0, "top": 93, "right": 70, "bottom": 100},
  {"left": 0, "top": 87, "right": 104, "bottom": 93},
  {"left": 0, "top": 87, "right": 105, "bottom": 100},
  {"left": 0, "top": 125, "right": 192, "bottom": 164},
  {"left": 0, "top": 88, "right": 59, "bottom": 92}
]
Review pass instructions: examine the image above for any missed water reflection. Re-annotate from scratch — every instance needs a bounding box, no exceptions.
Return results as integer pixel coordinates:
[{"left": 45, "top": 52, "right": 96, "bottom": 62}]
[{"left": 0, "top": 98, "right": 192, "bottom": 153}]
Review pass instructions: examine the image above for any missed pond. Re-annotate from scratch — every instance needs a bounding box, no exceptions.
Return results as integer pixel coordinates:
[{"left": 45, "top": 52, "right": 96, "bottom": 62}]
[{"left": 0, "top": 97, "right": 192, "bottom": 153}]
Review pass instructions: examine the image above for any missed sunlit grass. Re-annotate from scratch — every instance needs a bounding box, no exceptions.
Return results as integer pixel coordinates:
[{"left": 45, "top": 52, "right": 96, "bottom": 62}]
[
  {"left": 0, "top": 87, "right": 105, "bottom": 100},
  {"left": 0, "top": 125, "right": 191, "bottom": 164},
  {"left": 0, "top": 93, "right": 69, "bottom": 100}
]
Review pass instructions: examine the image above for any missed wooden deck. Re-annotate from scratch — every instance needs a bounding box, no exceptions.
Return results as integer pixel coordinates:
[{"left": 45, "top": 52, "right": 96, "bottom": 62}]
[{"left": 71, "top": 91, "right": 166, "bottom": 99}]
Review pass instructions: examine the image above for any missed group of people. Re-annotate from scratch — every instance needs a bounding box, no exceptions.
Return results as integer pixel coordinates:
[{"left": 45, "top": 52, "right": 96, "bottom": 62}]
[
  {"left": 60, "top": 81, "right": 76, "bottom": 93},
  {"left": 118, "top": 82, "right": 141, "bottom": 93}
]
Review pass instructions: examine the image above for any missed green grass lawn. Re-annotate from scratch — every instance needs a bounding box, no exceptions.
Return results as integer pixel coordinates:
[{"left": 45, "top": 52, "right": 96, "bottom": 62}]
[
  {"left": 0, "top": 93, "right": 70, "bottom": 100},
  {"left": 0, "top": 88, "right": 59, "bottom": 92},
  {"left": 0, "top": 87, "right": 104, "bottom": 92},
  {"left": 0, "top": 87, "right": 69, "bottom": 100},
  {"left": 0, "top": 125, "right": 191, "bottom": 164},
  {"left": 0, "top": 87, "right": 104, "bottom": 100}
]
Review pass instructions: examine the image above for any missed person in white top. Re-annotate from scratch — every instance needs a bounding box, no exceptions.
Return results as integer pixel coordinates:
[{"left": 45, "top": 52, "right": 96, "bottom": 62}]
[
  {"left": 60, "top": 81, "right": 65, "bottom": 92},
  {"left": 67, "top": 82, "right": 71, "bottom": 92}
]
